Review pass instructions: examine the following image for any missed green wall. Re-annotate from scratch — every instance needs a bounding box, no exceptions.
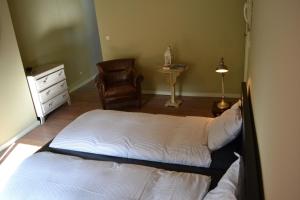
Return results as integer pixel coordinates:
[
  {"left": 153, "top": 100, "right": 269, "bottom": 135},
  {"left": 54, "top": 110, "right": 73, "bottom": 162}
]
[
  {"left": 247, "top": 0, "right": 300, "bottom": 199},
  {"left": 8, "top": 0, "right": 101, "bottom": 90},
  {"left": 94, "top": 0, "right": 245, "bottom": 95},
  {"left": 0, "top": 0, "right": 37, "bottom": 147}
]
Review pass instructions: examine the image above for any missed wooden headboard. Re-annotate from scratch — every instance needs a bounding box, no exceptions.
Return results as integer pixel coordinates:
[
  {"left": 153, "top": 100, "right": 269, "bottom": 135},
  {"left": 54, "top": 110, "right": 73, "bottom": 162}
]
[{"left": 241, "top": 82, "right": 264, "bottom": 200}]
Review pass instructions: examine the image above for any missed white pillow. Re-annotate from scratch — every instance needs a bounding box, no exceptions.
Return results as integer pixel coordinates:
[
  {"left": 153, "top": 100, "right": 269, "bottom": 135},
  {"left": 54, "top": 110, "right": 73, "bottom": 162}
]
[
  {"left": 207, "top": 107, "right": 242, "bottom": 151},
  {"left": 231, "top": 100, "right": 241, "bottom": 110},
  {"left": 204, "top": 155, "right": 241, "bottom": 200}
]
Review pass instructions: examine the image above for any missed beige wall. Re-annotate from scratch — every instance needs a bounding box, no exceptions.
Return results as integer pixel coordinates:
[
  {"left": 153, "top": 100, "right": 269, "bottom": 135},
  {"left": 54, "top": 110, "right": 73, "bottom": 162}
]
[
  {"left": 8, "top": 0, "right": 101, "bottom": 90},
  {"left": 247, "top": 0, "right": 300, "bottom": 199},
  {"left": 0, "top": 0, "right": 37, "bottom": 146},
  {"left": 94, "top": 0, "right": 245, "bottom": 95}
]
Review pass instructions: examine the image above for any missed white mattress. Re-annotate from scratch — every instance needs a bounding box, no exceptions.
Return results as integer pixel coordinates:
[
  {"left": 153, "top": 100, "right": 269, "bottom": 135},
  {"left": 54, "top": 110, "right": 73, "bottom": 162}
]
[
  {"left": 0, "top": 152, "right": 211, "bottom": 200},
  {"left": 50, "top": 110, "right": 212, "bottom": 167}
]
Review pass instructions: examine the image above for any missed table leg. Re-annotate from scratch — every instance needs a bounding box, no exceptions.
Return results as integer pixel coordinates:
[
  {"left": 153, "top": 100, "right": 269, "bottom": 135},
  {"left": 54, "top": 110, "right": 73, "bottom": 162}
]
[
  {"left": 165, "top": 72, "right": 182, "bottom": 107},
  {"left": 170, "top": 83, "right": 176, "bottom": 104}
]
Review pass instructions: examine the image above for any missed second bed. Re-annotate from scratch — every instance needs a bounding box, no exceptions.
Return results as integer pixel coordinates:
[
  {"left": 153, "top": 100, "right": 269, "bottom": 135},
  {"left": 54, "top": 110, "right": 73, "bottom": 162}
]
[{"left": 49, "top": 101, "right": 242, "bottom": 170}]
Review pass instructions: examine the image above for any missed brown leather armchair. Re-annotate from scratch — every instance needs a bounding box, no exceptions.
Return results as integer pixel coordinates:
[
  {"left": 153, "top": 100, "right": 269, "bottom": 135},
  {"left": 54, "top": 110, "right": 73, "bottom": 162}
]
[{"left": 95, "top": 58, "right": 144, "bottom": 109}]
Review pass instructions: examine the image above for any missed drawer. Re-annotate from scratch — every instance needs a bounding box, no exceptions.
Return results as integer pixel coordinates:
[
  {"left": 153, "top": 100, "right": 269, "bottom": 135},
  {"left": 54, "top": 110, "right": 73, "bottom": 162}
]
[
  {"left": 42, "top": 91, "right": 69, "bottom": 115},
  {"left": 36, "top": 69, "right": 65, "bottom": 92},
  {"left": 38, "top": 80, "right": 68, "bottom": 103}
]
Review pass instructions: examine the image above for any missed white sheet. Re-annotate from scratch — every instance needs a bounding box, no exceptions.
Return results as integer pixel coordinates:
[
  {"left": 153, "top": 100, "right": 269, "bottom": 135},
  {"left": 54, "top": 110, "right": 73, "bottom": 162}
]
[
  {"left": 50, "top": 110, "right": 212, "bottom": 167},
  {"left": 204, "top": 155, "right": 240, "bottom": 200},
  {"left": 0, "top": 152, "right": 211, "bottom": 200}
]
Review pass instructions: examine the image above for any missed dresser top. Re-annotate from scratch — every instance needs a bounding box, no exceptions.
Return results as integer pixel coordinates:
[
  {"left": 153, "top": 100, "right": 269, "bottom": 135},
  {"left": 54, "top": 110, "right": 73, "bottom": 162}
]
[{"left": 26, "top": 64, "right": 64, "bottom": 78}]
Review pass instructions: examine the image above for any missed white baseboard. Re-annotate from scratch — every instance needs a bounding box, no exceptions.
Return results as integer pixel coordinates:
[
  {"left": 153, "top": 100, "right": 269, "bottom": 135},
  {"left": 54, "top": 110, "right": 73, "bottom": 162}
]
[
  {"left": 68, "top": 74, "right": 240, "bottom": 98},
  {"left": 69, "top": 74, "right": 98, "bottom": 93},
  {"left": 142, "top": 90, "right": 240, "bottom": 98},
  {"left": 0, "top": 120, "right": 40, "bottom": 152}
]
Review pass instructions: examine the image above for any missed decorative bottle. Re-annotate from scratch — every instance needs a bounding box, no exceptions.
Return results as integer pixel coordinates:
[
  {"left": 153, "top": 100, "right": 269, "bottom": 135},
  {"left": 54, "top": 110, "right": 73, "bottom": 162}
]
[{"left": 164, "top": 46, "right": 172, "bottom": 66}]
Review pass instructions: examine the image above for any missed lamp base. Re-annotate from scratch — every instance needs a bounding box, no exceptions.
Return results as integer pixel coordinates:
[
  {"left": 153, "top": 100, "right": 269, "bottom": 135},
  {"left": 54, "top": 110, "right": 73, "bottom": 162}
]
[{"left": 217, "top": 99, "right": 230, "bottom": 109}]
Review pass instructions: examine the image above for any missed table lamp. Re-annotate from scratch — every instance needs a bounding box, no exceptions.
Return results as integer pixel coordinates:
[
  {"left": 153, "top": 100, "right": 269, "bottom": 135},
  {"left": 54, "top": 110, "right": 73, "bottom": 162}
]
[{"left": 215, "top": 57, "right": 230, "bottom": 109}]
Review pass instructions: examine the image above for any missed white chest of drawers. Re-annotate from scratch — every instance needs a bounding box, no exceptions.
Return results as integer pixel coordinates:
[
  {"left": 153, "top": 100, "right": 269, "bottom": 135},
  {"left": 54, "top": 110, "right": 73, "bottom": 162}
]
[{"left": 27, "top": 64, "right": 71, "bottom": 124}]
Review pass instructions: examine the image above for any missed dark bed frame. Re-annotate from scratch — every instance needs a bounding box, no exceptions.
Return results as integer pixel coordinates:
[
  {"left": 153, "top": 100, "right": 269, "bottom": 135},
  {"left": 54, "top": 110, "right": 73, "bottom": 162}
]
[
  {"left": 240, "top": 82, "right": 264, "bottom": 200},
  {"left": 38, "top": 82, "right": 264, "bottom": 199}
]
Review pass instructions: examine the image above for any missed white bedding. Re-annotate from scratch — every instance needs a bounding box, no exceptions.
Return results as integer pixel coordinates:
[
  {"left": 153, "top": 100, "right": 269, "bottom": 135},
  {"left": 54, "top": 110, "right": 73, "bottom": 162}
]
[
  {"left": 0, "top": 152, "right": 211, "bottom": 200},
  {"left": 50, "top": 110, "right": 212, "bottom": 167}
]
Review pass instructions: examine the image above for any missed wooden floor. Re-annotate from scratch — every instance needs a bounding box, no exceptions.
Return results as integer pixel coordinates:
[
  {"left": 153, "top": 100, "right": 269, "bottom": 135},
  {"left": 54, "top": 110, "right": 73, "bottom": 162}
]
[{"left": 14, "top": 82, "right": 235, "bottom": 148}]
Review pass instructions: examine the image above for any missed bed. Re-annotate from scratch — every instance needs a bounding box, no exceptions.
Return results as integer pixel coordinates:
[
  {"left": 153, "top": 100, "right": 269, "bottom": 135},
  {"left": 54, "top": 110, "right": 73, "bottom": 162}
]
[
  {"left": 0, "top": 82, "right": 264, "bottom": 200},
  {"left": 48, "top": 104, "right": 242, "bottom": 171},
  {"left": 50, "top": 110, "right": 213, "bottom": 167},
  {"left": 1, "top": 152, "right": 211, "bottom": 200}
]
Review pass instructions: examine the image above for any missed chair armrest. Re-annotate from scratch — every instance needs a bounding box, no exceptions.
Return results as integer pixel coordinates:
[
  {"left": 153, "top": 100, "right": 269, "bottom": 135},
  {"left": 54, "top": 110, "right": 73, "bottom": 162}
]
[
  {"left": 94, "top": 74, "right": 106, "bottom": 92},
  {"left": 133, "top": 74, "right": 144, "bottom": 87}
]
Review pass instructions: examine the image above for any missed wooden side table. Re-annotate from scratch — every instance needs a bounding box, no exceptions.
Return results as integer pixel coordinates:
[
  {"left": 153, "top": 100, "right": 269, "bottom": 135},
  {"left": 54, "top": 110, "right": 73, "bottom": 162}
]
[
  {"left": 211, "top": 101, "right": 232, "bottom": 117},
  {"left": 158, "top": 65, "right": 187, "bottom": 107}
]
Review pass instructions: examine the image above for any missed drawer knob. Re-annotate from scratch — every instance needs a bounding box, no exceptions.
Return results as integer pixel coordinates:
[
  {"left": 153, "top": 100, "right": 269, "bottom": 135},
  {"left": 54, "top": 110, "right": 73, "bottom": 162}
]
[
  {"left": 43, "top": 77, "right": 48, "bottom": 83},
  {"left": 60, "top": 83, "right": 64, "bottom": 87},
  {"left": 48, "top": 102, "right": 53, "bottom": 107},
  {"left": 46, "top": 90, "right": 51, "bottom": 95},
  {"left": 58, "top": 71, "right": 63, "bottom": 76}
]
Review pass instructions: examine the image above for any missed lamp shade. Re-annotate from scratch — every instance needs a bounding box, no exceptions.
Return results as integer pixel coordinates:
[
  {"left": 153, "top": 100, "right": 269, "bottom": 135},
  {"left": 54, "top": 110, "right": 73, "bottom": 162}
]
[{"left": 216, "top": 57, "right": 229, "bottom": 73}]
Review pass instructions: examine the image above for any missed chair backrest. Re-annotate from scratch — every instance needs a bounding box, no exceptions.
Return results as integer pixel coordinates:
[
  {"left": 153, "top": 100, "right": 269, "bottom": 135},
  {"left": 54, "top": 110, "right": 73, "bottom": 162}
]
[{"left": 97, "top": 58, "right": 135, "bottom": 84}]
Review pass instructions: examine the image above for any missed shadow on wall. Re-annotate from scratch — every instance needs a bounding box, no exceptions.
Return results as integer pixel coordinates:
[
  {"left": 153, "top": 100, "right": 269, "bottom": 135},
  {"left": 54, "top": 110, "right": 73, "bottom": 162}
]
[
  {"left": 8, "top": 0, "right": 101, "bottom": 90},
  {"left": 26, "top": 24, "right": 95, "bottom": 87},
  {"left": 25, "top": 25, "right": 75, "bottom": 67}
]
